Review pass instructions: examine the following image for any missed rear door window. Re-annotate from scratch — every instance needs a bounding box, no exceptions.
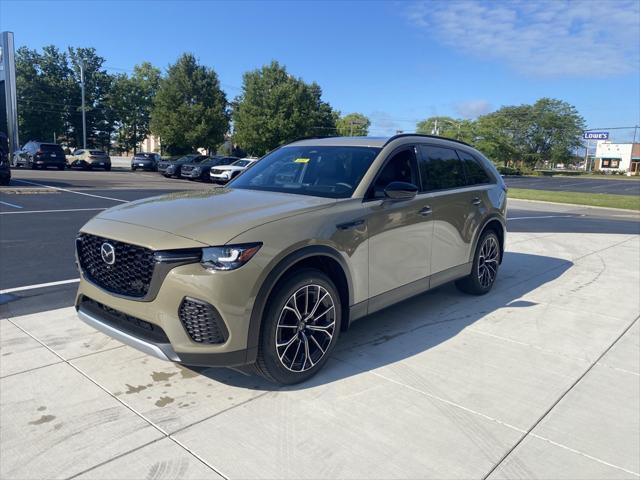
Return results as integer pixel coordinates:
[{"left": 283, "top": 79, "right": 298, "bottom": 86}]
[
  {"left": 417, "top": 145, "right": 466, "bottom": 191},
  {"left": 458, "top": 150, "right": 492, "bottom": 185}
]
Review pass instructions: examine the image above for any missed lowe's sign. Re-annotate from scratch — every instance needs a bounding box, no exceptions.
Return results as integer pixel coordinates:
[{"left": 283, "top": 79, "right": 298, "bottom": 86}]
[{"left": 583, "top": 131, "right": 609, "bottom": 140}]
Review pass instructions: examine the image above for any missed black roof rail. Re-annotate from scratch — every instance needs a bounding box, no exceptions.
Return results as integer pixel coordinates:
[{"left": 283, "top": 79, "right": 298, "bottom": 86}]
[{"left": 383, "top": 133, "right": 473, "bottom": 148}]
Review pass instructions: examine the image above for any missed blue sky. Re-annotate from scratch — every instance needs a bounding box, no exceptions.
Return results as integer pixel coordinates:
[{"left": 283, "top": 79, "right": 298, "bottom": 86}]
[{"left": 1, "top": 0, "right": 639, "bottom": 139}]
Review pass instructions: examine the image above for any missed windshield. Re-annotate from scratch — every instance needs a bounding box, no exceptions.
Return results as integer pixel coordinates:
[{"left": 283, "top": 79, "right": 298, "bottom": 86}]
[
  {"left": 230, "top": 146, "right": 380, "bottom": 198},
  {"left": 231, "top": 160, "right": 251, "bottom": 167}
]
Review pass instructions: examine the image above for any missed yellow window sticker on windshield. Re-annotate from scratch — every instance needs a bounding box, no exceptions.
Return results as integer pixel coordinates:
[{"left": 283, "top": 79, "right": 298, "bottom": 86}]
[{"left": 294, "top": 158, "right": 310, "bottom": 163}]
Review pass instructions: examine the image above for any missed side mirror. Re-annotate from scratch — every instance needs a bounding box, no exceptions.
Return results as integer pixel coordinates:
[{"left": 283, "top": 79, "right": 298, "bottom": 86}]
[{"left": 384, "top": 181, "right": 418, "bottom": 200}]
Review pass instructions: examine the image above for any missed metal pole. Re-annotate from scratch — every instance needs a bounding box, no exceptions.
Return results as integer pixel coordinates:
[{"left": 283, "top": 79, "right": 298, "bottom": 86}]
[
  {"left": 79, "top": 60, "right": 86, "bottom": 149},
  {"left": 1, "top": 32, "right": 20, "bottom": 155}
]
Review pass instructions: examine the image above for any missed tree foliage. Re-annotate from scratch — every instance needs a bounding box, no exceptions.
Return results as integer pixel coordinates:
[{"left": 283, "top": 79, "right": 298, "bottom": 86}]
[
  {"left": 416, "top": 98, "right": 585, "bottom": 167},
  {"left": 109, "top": 63, "right": 161, "bottom": 153},
  {"left": 336, "top": 112, "right": 370, "bottom": 136},
  {"left": 150, "top": 54, "right": 228, "bottom": 155},
  {"left": 232, "top": 61, "right": 336, "bottom": 156},
  {"left": 16, "top": 46, "right": 115, "bottom": 149}
]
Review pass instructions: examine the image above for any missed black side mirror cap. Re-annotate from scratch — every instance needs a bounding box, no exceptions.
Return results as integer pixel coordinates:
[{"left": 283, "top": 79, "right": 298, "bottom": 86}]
[{"left": 384, "top": 181, "right": 419, "bottom": 200}]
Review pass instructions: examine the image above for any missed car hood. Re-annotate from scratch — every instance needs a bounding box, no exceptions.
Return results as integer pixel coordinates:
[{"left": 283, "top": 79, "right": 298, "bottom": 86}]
[
  {"left": 91, "top": 188, "right": 336, "bottom": 246},
  {"left": 213, "top": 165, "right": 244, "bottom": 172}
]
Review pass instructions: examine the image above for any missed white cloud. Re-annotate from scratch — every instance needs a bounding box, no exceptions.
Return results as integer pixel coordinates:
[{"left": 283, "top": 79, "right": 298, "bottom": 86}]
[
  {"left": 406, "top": 0, "right": 640, "bottom": 77},
  {"left": 454, "top": 100, "right": 493, "bottom": 118}
]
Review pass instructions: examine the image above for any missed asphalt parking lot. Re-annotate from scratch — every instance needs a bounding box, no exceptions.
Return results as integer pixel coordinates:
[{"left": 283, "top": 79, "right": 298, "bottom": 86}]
[
  {"left": 504, "top": 175, "right": 640, "bottom": 195},
  {"left": 1, "top": 168, "right": 639, "bottom": 479}
]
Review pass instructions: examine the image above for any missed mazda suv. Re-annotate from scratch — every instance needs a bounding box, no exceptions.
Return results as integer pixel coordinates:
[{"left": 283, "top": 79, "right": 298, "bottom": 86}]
[{"left": 75, "top": 135, "right": 507, "bottom": 384}]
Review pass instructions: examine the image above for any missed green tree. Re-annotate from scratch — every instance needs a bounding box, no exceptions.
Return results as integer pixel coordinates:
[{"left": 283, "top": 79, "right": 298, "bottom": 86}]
[
  {"left": 15, "top": 46, "right": 72, "bottom": 143},
  {"left": 526, "top": 98, "right": 585, "bottom": 166},
  {"left": 336, "top": 112, "right": 370, "bottom": 136},
  {"left": 150, "top": 53, "right": 228, "bottom": 155},
  {"left": 474, "top": 99, "right": 585, "bottom": 167},
  {"left": 232, "top": 61, "right": 337, "bottom": 156},
  {"left": 109, "top": 62, "right": 161, "bottom": 153}
]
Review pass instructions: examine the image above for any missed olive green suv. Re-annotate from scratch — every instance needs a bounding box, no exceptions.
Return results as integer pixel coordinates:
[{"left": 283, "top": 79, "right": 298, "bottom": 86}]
[{"left": 75, "top": 135, "right": 507, "bottom": 384}]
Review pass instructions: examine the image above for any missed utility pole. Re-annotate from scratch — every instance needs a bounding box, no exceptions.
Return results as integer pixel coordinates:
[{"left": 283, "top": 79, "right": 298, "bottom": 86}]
[{"left": 79, "top": 60, "right": 87, "bottom": 149}]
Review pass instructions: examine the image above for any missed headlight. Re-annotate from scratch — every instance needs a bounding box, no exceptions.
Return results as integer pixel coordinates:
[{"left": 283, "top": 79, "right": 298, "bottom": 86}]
[
  {"left": 200, "top": 243, "right": 262, "bottom": 271},
  {"left": 193, "top": 167, "right": 201, "bottom": 174}
]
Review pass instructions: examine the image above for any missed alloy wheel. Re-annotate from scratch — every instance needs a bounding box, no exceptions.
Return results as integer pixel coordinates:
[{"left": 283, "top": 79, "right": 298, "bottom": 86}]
[
  {"left": 478, "top": 236, "right": 499, "bottom": 288},
  {"left": 275, "top": 284, "right": 336, "bottom": 372}
]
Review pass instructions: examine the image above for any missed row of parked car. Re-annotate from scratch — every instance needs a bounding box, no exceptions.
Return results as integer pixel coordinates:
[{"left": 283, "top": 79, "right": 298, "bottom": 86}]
[
  {"left": 6, "top": 140, "right": 259, "bottom": 185},
  {"left": 136, "top": 152, "right": 258, "bottom": 184},
  {"left": 11, "top": 141, "right": 112, "bottom": 171}
]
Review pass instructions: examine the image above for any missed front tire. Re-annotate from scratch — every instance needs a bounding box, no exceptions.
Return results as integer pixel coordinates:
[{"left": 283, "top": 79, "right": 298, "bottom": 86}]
[
  {"left": 456, "top": 230, "right": 501, "bottom": 295},
  {"left": 255, "top": 269, "right": 341, "bottom": 385}
]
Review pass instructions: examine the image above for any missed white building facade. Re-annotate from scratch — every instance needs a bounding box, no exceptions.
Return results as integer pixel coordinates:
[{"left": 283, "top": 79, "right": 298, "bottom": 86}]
[{"left": 594, "top": 141, "right": 640, "bottom": 174}]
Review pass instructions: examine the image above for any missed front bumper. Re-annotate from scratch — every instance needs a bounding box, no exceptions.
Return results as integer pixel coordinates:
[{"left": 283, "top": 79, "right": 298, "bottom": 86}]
[
  {"left": 181, "top": 171, "right": 202, "bottom": 179},
  {"left": 210, "top": 173, "right": 231, "bottom": 183},
  {"left": 75, "top": 255, "right": 266, "bottom": 367}
]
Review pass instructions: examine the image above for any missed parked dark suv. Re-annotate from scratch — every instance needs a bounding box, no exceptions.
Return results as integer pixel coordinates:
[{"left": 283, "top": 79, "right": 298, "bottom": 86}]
[
  {"left": 180, "top": 156, "right": 239, "bottom": 182},
  {"left": 158, "top": 154, "right": 207, "bottom": 178},
  {"left": 131, "top": 152, "right": 161, "bottom": 171},
  {"left": 76, "top": 134, "right": 507, "bottom": 385},
  {"left": 14, "top": 141, "right": 66, "bottom": 170}
]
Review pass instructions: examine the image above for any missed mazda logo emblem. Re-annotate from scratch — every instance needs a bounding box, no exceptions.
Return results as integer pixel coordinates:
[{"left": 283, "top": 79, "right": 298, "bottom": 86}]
[{"left": 100, "top": 242, "right": 116, "bottom": 265}]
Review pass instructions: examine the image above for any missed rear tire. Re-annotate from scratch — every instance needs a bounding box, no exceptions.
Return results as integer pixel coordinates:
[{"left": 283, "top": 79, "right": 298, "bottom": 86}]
[
  {"left": 455, "top": 230, "right": 501, "bottom": 295},
  {"left": 254, "top": 269, "right": 341, "bottom": 385},
  {"left": 131, "top": 166, "right": 137, "bottom": 171},
  {"left": 57, "top": 165, "right": 64, "bottom": 170},
  {"left": 105, "top": 164, "right": 111, "bottom": 171}
]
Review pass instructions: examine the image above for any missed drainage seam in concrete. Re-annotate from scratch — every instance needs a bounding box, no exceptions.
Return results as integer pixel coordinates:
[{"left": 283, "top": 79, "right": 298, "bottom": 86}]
[
  {"left": 8, "top": 319, "right": 229, "bottom": 480},
  {"left": 482, "top": 315, "right": 640, "bottom": 479}
]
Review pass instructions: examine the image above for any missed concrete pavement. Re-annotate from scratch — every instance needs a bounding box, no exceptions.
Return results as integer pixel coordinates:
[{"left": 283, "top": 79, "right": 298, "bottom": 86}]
[{"left": 1, "top": 229, "right": 638, "bottom": 479}]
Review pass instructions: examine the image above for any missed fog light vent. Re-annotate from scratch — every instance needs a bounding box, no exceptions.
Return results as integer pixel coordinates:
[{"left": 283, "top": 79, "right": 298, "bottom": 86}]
[{"left": 178, "top": 298, "right": 228, "bottom": 344}]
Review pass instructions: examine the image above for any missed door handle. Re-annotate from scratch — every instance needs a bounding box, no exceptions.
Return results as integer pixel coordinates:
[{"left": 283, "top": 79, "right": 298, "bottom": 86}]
[
  {"left": 337, "top": 219, "right": 365, "bottom": 230},
  {"left": 419, "top": 206, "right": 432, "bottom": 216},
  {"left": 472, "top": 197, "right": 481, "bottom": 206}
]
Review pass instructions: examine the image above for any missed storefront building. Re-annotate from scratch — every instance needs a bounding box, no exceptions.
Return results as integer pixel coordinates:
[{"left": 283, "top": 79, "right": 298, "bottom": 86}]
[{"left": 594, "top": 141, "right": 640, "bottom": 175}]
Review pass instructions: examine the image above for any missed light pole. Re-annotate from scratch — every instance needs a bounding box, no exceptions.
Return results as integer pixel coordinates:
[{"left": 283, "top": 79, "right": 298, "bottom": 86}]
[
  {"left": 431, "top": 118, "right": 461, "bottom": 139},
  {"left": 79, "top": 60, "right": 87, "bottom": 149}
]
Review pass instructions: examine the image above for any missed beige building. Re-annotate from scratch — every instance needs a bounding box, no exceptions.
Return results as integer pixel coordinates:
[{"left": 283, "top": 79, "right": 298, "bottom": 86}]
[{"left": 138, "top": 135, "right": 161, "bottom": 153}]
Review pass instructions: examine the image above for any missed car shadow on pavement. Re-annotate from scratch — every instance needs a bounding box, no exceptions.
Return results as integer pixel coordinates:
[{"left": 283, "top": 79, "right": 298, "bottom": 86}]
[{"left": 193, "top": 251, "right": 573, "bottom": 390}]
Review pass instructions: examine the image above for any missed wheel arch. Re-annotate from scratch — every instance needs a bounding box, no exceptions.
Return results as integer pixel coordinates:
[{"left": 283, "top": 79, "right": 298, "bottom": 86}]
[
  {"left": 245, "top": 245, "right": 353, "bottom": 363},
  {"left": 470, "top": 216, "right": 506, "bottom": 264}
]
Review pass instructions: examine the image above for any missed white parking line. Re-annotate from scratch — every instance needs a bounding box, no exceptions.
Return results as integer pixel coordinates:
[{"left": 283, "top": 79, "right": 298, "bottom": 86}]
[
  {"left": 12, "top": 179, "right": 128, "bottom": 203},
  {"left": 0, "top": 200, "right": 23, "bottom": 209},
  {"left": 0, "top": 278, "right": 80, "bottom": 294},
  {"left": 507, "top": 215, "right": 583, "bottom": 221},
  {"left": 0, "top": 207, "right": 106, "bottom": 215}
]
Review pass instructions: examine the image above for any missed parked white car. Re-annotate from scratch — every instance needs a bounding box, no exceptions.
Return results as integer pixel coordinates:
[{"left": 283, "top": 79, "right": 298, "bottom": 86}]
[{"left": 210, "top": 158, "right": 258, "bottom": 183}]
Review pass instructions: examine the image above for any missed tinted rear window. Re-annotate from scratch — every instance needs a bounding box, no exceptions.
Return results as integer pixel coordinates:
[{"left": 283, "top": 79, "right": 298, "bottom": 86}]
[
  {"left": 89, "top": 150, "right": 106, "bottom": 156},
  {"left": 458, "top": 150, "right": 491, "bottom": 185},
  {"left": 135, "top": 153, "right": 154, "bottom": 159},
  {"left": 40, "top": 144, "right": 64, "bottom": 153},
  {"left": 418, "top": 145, "right": 466, "bottom": 190}
]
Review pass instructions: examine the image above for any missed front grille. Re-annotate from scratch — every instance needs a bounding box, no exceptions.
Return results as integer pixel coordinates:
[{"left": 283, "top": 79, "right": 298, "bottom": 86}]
[
  {"left": 77, "top": 233, "right": 156, "bottom": 297},
  {"left": 179, "top": 298, "right": 227, "bottom": 344},
  {"left": 181, "top": 165, "right": 194, "bottom": 173},
  {"left": 79, "top": 296, "right": 170, "bottom": 344},
  {"left": 211, "top": 169, "right": 224, "bottom": 175},
  {"left": 157, "top": 161, "right": 170, "bottom": 171}
]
